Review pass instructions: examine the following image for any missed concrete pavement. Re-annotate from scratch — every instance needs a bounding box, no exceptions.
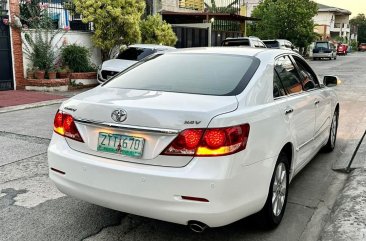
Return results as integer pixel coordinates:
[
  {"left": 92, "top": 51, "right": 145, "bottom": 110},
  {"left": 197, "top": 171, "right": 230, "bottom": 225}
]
[{"left": 320, "top": 135, "right": 366, "bottom": 241}]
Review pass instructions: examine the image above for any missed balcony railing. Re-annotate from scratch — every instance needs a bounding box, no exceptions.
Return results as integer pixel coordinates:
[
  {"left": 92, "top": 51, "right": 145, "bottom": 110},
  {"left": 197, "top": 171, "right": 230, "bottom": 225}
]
[
  {"left": 19, "top": 0, "right": 92, "bottom": 32},
  {"left": 334, "top": 23, "right": 350, "bottom": 29},
  {"left": 203, "top": 0, "right": 241, "bottom": 15}
]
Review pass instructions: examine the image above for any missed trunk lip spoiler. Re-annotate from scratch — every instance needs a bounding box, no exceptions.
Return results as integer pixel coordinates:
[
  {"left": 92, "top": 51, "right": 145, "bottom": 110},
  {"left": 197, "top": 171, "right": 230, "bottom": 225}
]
[{"left": 74, "top": 118, "right": 180, "bottom": 135}]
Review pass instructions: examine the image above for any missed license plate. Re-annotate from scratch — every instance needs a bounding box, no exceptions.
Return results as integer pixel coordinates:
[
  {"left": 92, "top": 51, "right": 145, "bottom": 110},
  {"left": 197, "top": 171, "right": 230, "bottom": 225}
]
[{"left": 97, "top": 132, "right": 144, "bottom": 158}]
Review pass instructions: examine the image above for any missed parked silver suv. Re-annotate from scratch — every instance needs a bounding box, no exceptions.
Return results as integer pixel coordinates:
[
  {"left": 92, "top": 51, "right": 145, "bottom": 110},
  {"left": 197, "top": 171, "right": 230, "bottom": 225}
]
[
  {"left": 221, "top": 36, "right": 267, "bottom": 48},
  {"left": 312, "top": 41, "right": 337, "bottom": 60}
]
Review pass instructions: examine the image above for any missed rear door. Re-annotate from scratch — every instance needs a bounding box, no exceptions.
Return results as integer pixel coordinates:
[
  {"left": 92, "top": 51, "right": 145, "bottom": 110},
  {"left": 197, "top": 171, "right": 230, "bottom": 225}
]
[{"left": 274, "top": 55, "right": 316, "bottom": 168}]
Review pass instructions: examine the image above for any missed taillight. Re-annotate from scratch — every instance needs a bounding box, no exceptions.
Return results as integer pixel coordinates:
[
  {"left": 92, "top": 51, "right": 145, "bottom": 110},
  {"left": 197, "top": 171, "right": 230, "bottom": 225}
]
[
  {"left": 163, "top": 124, "right": 250, "bottom": 156},
  {"left": 164, "top": 129, "right": 203, "bottom": 155},
  {"left": 53, "top": 110, "right": 84, "bottom": 142}
]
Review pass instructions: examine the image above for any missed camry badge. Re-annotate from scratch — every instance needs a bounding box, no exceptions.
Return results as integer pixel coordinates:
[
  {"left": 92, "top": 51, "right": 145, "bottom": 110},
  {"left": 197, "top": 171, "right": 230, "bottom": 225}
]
[{"left": 111, "top": 109, "right": 127, "bottom": 122}]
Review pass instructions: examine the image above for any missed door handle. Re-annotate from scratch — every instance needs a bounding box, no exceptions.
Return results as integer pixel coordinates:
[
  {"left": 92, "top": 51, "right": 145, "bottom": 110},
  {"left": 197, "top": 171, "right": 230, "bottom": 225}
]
[
  {"left": 285, "top": 108, "right": 294, "bottom": 115},
  {"left": 314, "top": 100, "right": 320, "bottom": 105}
]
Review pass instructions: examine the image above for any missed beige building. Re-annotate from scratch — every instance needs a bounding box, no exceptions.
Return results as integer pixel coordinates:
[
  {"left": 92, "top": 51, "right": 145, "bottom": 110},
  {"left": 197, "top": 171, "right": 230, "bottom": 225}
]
[
  {"left": 243, "top": 0, "right": 261, "bottom": 17},
  {"left": 313, "top": 3, "right": 352, "bottom": 42}
]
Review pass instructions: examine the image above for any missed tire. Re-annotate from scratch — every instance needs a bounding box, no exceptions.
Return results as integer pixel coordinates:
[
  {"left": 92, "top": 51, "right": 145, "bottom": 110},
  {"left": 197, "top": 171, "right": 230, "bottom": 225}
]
[
  {"left": 323, "top": 110, "right": 339, "bottom": 152},
  {"left": 259, "top": 153, "right": 289, "bottom": 229},
  {"left": 313, "top": 57, "right": 317, "bottom": 61}
]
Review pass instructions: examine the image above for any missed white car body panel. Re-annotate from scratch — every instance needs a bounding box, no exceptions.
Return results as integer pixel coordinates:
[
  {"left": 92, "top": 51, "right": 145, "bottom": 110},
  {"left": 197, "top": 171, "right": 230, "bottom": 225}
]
[
  {"left": 100, "top": 59, "right": 137, "bottom": 72},
  {"left": 48, "top": 47, "right": 339, "bottom": 228}
]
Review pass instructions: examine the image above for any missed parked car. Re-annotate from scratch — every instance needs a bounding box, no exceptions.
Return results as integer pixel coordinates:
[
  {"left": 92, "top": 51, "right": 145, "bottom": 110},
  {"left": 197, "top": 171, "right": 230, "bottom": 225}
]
[
  {"left": 337, "top": 43, "right": 348, "bottom": 55},
  {"left": 49, "top": 48, "right": 339, "bottom": 232},
  {"left": 221, "top": 36, "right": 267, "bottom": 48},
  {"left": 313, "top": 41, "right": 337, "bottom": 60},
  {"left": 262, "top": 39, "right": 298, "bottom": 52},
  {"left": 97, "top": 44, "right": 176, "bottom": 84},
  {"left": 358, "top": 43, "right": 366, "bottom": 52}
]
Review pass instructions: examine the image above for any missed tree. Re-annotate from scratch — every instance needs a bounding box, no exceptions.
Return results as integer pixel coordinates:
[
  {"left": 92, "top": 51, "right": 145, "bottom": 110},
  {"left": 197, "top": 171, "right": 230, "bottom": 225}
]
[
  {"left": 350, "top": 14, "right": 366, "bottom": 44},
  {"left": 73, "top": 0, "right": 145, "bottom": 59},
  {"left": 250, "top": 0, "right": 318, "bottom": 50},
  {"left": 140, "top": 15, "right": 177, "bottom": 46}
]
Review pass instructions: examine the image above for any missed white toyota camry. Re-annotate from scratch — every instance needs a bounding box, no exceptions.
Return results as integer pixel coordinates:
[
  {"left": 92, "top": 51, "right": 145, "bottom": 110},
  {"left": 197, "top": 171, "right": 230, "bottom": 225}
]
[{"left": 48, "top": 47, "right": 339, "bottom": 232}]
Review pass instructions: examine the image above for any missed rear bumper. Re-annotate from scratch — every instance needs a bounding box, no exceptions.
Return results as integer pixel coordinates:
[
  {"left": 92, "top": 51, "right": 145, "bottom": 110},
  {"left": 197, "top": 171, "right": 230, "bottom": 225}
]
[
  {"left": 313, "top": 52, "right": 333, "bottom": 58},
  {"left": 48, "top": 134, "right": 276, "bottom": 227}
]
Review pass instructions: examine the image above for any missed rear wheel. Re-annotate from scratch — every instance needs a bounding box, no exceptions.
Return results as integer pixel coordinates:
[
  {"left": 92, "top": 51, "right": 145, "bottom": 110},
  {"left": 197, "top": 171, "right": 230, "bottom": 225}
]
[
  {"left": 323, "top": 110, "right": 339, "bottom": 152},
  {"left": 259, "top": 153, "right": 289, "bottom": 229}
]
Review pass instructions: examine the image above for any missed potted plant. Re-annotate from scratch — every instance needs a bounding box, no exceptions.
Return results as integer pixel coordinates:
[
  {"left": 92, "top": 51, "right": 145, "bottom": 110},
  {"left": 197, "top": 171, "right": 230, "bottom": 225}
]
[
  {"left": 26, "top": 67, "right": 34, "bottom": 79},
  {"left": 58, "top": 66, "right": 70, "bottom": 78},
  {"left": 34, "top": 68, "right": 46, "bottom": 79},
  {"left": 48, "top": 66, "right": 57, "bottom": 79}
]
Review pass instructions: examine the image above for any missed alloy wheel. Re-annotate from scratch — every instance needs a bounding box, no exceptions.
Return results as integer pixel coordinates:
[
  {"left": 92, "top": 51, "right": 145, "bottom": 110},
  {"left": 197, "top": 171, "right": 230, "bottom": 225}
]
[
  {"left": 330, "top": 113, "right": 338, "bottom": 148},
  {"left": 272, "top": 162, "right": 287, "bottom": 217}
]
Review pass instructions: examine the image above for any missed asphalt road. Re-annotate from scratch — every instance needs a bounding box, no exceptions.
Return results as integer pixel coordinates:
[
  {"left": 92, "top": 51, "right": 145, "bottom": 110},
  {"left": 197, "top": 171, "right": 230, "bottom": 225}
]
[{"left": 1, "top": 52, "right": 366, "bottom": 241}]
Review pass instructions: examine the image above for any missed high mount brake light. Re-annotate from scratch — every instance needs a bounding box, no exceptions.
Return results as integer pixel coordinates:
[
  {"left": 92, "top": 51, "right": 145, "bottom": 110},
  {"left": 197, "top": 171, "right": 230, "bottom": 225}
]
[
  {"left": 163, "top": 124, "right": 250, "bottom": 156},
  {"left": 53, "top": 111, "right": 84, "bottom": 142}
]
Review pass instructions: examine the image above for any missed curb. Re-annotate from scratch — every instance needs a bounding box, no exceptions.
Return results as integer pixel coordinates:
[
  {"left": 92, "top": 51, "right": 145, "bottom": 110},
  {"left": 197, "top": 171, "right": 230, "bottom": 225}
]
[{"left": 0, "top": 99, "right": 66, "bottom": 114}]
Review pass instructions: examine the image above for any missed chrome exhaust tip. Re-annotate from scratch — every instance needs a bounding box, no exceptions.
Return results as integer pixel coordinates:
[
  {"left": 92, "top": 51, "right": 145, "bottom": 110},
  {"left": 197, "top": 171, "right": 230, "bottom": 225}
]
[{"left": 188, "top": 221, "right": 208, "bottom": 233}]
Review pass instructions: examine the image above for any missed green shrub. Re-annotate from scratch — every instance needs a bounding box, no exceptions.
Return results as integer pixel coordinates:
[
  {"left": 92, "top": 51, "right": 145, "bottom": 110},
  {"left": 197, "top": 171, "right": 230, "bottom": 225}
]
[
  {"left": 140, "top": 15, "right": 177, "bottom": 46},
  {"left": 61, "top": 44, "right": 94, "bottom": 72},
  {"left": 24, "top": 30, "right": 56, "bottom": 71},
  {"left": 350, "top": 40, "right": 358, "bottom": 51}
]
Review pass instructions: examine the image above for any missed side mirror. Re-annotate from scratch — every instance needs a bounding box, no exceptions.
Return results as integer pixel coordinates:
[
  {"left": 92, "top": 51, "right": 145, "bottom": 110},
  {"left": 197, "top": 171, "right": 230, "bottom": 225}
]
[{"left": 323, "top": 76, "right": 340, "bottom": 87}]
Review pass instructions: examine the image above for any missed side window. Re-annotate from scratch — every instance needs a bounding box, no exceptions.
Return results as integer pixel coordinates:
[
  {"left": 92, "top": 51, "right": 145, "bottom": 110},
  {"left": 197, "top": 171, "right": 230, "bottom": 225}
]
[
  {"left": 273, "top": 71, "right": 286, "bottom": 98},
  {"left": 292, "top": 56, "right": 320, "bottom": 91},
  {"left": 274, "top": 56, "right": 303, "bottom": 94}
]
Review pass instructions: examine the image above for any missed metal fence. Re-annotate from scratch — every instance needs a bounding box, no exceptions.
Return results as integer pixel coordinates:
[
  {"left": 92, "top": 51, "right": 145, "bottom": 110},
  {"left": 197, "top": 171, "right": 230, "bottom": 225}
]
[
  {"left": 19, "top": 0, "right": 92, "bottom": 31},
  {"left": 172, "top": 26, "right": 209, "bottom": 48}
]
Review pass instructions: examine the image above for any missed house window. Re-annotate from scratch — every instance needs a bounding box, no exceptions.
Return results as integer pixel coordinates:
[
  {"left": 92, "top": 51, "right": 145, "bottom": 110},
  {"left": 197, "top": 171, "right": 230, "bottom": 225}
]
[{"left": 1, "top": 0, "right": 8, "bottom": 14}]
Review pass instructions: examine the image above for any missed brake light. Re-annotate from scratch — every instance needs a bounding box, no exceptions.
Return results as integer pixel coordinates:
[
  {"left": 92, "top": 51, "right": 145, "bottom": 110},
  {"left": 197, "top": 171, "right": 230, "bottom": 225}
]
[
  {"left": 163, "top": 124, "right": 250, "bottom": 156},
  {"left": 53, "top": 110, "right": 84, "bottom": 142}
]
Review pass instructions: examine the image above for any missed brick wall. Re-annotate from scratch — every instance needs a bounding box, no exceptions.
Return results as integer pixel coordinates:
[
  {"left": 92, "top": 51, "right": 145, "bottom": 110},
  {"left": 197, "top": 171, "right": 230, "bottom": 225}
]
[{"left": 9, "top": 0, "right": 25, "bottom": 89}]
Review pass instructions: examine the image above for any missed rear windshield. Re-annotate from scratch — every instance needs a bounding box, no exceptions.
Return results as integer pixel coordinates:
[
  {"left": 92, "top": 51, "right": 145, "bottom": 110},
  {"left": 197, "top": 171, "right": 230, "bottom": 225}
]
[
  {"left": 222, "top": 39, "right": 250, "bottom": 46},
  {"left": 315, "top": 42, "right": 329, "bottom": 49},
  {"left": 263, "top": 41, "right": 280, "bottom": 48},
  {"left": 104, "top": 53, "right": 259, "bottom": 96},
  {"left": 117, "top": 47, "right": 154, "bottom": 61}
]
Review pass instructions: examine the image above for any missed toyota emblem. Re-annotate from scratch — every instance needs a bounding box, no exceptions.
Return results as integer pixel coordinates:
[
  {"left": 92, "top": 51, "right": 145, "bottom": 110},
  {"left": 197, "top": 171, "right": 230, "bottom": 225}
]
[{"left": 111, "top": 109, "right": 127, "bottom": 122}]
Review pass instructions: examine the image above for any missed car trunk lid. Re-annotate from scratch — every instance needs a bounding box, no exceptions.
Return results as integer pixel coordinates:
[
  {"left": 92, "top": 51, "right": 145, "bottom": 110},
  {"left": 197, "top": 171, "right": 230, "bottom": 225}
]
[{"left": 60, "top": 87, "right": 238, "bottom": 167}]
